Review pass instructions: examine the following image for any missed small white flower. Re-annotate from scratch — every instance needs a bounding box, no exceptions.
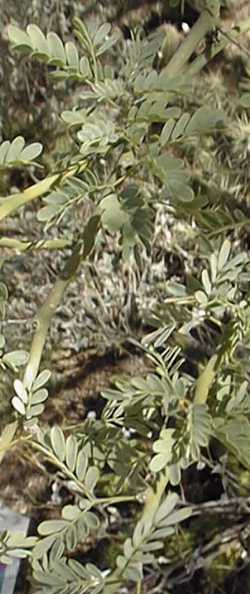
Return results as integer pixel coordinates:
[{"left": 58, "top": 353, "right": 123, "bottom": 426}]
[
  {"left": 182, "top": 22, "right": 190, "bottom": 35},
  {"left": 122, "top": 427, "right": 132, "bottom": 438},
  {"left": 101, "top": 569, "right": 111, "bottom": 577},
  {"left": 51, "top": 481, "right": 61, "bottom": 504},
  {"left": 158, "top": 555, "right": 170, "bottom": 564}
]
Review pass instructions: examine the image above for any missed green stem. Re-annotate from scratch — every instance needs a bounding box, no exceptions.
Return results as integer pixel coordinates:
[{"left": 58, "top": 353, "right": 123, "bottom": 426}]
[
  {"left": 0, "top": 237, "right": 70, "bottom": 251},
  {"left": 90, "top": 45, "right": 98, "bottom": 82},
  {"left": 23, "top": 249, "right": 81, "bottom": 390},
  {"left": 207, "top": 218, "right": 250, "bottom": 238},
  {"left": 162, "top": 9, "right": 218, "bottom": 78},
  {"left": 194, "top": 353, "right": 218, "bottom": 404},
  {"left": 186, "top": 18, "right": 250, "bottom": 77},
  {"left": 0, "top": 173, "right": 59, "bottom": 221},
  {"left": 94, "top": 495, "right": 138, "bottom": 506},
  {"left": 142, "top": 469, "right": 169, "bottom": 524},
  {"left": 105, "top": 471, "right": 169, "bottom": 589},
  {"left": 163, "top": 296, "right": 195, "bottom": 306},
  {"left": 0, "top": 162, "right": 86, "bottom": 221}
]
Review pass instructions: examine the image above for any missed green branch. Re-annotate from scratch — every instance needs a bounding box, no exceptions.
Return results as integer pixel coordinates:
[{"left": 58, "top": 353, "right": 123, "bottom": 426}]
[
  {"left": 162, "top": 6, "right": 219, "bottom": 78},
  {"left": 0, "top": 162, "right": 87, "bottom": 221},
  {"left": 0, "top": 237, "right": 70, "bottom": 251},
  {"left": 0, "top": 174, "right": 58, "bottom": 221},
  {"left": 186, "top": 17, "right": 250, "bottom": 77},
  {"left": 23, "top": 248, "right": 81, "bottom": 391},
  {"left": 104, "top": 470, "right": 169, "bottom": 590},
  {"left": 142, "top": 469, "right": 169, "bottom": 524}
]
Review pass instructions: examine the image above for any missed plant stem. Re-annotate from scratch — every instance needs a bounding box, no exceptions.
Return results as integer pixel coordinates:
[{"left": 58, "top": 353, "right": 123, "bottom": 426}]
[
  {"left": 94, "top": 495, "right": 137, "bottom": 506},
  {"left": 0, "top": 237, "right": 70, "bottom": 251},
  {"left": 0, "top": 173, "right": 59, "bottom": 221},
  {"left": 186, "top": 18, "right": 250, "bottom": 77},
  {"left": 23, "top": 248, "right": 81, "bottom": 390},
  {"left": 194, "top": 353, "right": 218, "bottom": 404},
  {"left": 207, "top": 218, "right": 250, "bottom": 238},
  {"left": 163, "top": 9, "right": 218, "bottom": 78},
  {"left": 90, "top": 45, "right": 98, "bottom": 82},
  {"left": 142, "top": 469, "right": 169, "bottom": 524},
  {"left": 0, "top": 162, "right": 87, "bottom": 221}
]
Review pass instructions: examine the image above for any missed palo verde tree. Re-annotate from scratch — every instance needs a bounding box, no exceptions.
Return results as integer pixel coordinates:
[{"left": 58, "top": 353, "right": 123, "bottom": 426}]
[{"left": 1, "top": 0, "right": 250, "bottom": 592}]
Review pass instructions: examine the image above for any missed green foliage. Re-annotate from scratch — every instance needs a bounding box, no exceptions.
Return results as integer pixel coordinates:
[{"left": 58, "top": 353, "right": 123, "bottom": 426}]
[
  {"left": 0, "top": 421, "right": 18, "bottom": 463},
  {"left": 8, "top": 19, "right": 118, "bottom": 82},
  {"left": 239, "top": 93, "right": 250, "bottom": 108},
  {"left": 32, "top": 554, "right": 105, "bottom": 594},
  {"left": 11, "top": 369, "right": 51, "bottom": 421},
  {"left": 160, "top": 106, "right": 224, "bottom": 144},
  {"left": 0, "top": 531, "right": 37, "bottom": 565},
  {"left": 116, "top": 492, "right": 192, "bottom": 581},
  {"left": 1, "top": 4, "right": 250, "bottom": 593},
  {"left": 35, "top": 503, "right": 99, "bottom": 557},
  {"left": 0, "top": 136, "right": 43, "bottom": 168}
]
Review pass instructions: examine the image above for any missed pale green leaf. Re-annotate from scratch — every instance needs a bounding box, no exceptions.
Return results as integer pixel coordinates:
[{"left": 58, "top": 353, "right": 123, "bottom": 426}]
[
  {"left": 27, "top": 24, "right": 48, "bottom": 54},
  {"left": 84, "top": 466, "right": 99, "bottom": 493},
  {"left": 76, "top": 450, "right": 88, "bottom": 481},
  {"left": 8, "top": 25, "right": 32, "bottom": 48},
  {"left": 79, "top": 56, "right": 91, "bottom": 77},
  {"left": 5, "top": 136, "right": 25, "bottom": 162},
  {"left": 185, "top": 106, "right": 224, "bottom": 136},
  {"left": 93, "top": 23, "right": 111, "bottom": 46},
  {"left": 218, "top": 239, "right": 231, "bottom": 271},
  {"left": 20, "top": 142, "right": 43, "bottom": 162},
  {"left": 0, "top": 421, "right": 18, "bottom": 463},
  {"left": 32, "top": 535, "right": 55, "bottom": 559},
  {"left": 47, "top": 32, "right": 66, "bottom": 64},
  {"left": 154, "top": 493, "right": 179, "bottom": 523},
  {"left": 37, "top": 203, "right": 60, "bottom": 222},
  {"left": 38, "top": 520, "right": 69, "bottom": 536},
  {"left": 3, "top": 350, "right": 28, "bottom": 368},
  {"left": 160, "top": 119, "right": 175, "bottom": 145},
  {"left": 239, "top": 93, "right": 250, "bottom": 108},
  {"left": 65, "top": 435, "right": 78, "bottom": 471},
  {"left": 29, "top": 404, "right": 45, "bottom": 417},
  {"left": 0, "top": 141, "right": 11, "bottom": 165},
  {"left": 62, "top": 505, "right": 81, "bottom": 521},
  {"left": 50, "top": 426, "right": 66, "bottom": 461},
  {"left": 65, "top": 41, "right": 79, "bottom": 69},
  {"left": 201, "top": 269, "right": 211, "bottom": 295},
  {"left": 11, "top": 396, "right": 25, "bottom": 415},
  {"left": 32, "top": 369, "right": 51, "bottom": 392},
  {"left": 172, "top": 113, "right": 190, "bottom": 140},
  {"left": 14, "top": 379, "right": 28, "bottom": 403}
]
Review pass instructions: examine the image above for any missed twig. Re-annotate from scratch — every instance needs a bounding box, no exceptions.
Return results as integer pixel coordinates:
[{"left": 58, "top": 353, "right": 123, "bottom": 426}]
[
  {"left": 163, "top": 522, "right": 250, "bottom": 587},
  {"left": 188, "top": 496, "right": 250, "bottom": 517},
  {"left": 162, "top": 6, "right": 219, "bottom": 78},
  {"left": 23, "top": 247, "right": 82, "bottom": 390},
  {"left": 0, "top": 161, "right": 87, "bottom": 221},
  {"left": 0, "top": 237, "right": 70, "bottom": 252},
  {"left": 186, "top": 18, "right": 250, "bottom": 77}
]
